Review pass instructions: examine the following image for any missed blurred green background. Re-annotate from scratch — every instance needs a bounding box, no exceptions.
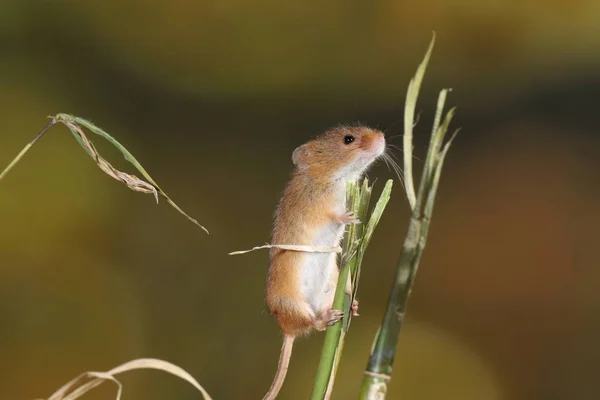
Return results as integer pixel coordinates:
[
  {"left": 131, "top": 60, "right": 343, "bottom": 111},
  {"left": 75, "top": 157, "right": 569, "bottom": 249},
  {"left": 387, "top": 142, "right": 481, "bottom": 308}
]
[{"left": 1, "top": 1, "right": 599, "bottom": 399}]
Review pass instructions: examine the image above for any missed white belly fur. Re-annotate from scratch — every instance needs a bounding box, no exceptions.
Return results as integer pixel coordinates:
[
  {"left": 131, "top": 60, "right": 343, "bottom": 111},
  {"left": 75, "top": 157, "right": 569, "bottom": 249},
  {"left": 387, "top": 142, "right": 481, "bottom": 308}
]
[
  {"left": 300, "top": 222, "right": 344, "bottom": 315},
  {"left": 299, "top": 181, "right": 349, "bottom": 316}
]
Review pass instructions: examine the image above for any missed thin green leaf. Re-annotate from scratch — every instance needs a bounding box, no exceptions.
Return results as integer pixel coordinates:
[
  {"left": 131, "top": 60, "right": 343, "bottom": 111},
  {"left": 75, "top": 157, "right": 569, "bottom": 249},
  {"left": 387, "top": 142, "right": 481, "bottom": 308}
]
[
  {"left": 60, "top": 120, "right": 159, "bottom": 201},
  {"left": 53, "top": 114, "right": 208, "bottom": 233},
  {"left": 360, "top": 179, "right": 393, "bottom": 251},
  {"left": 403, "top": 32, "right": 435, "bottom": 210},
  {"left": 1, "top": 115, "right": 207, "bottom": 232},
  {"left": 415, "top": 106, "right": 456, "bottom": 216},
  {"left": 430, "top": 89, "right": 449, "bottom": 147},
  {"left": 353, "top": 179, "right": 393, "bottom": 302},
  {"left": 360, "top": 35, "right": 458, "bottom": 400},
  {"left": 423, "top": 130, "right": 458, "bottom": 221}
]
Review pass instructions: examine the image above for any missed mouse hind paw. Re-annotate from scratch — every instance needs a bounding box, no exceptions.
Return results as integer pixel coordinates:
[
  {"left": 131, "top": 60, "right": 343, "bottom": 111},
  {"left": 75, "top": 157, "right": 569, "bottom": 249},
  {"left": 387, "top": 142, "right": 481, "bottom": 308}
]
[{"left": 314, "top": 309, "right": 344, "bottom": 331}]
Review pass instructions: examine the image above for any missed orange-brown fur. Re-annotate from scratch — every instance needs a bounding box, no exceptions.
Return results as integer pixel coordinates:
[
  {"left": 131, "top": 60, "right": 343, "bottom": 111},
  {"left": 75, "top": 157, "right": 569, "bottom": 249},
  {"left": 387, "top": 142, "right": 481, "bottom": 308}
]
[
  {"left": 263, "top": 126, "right": 385, "bottom": 399},
  {"left": 266, "top": 173, "right": 337, "bottom": 335}
]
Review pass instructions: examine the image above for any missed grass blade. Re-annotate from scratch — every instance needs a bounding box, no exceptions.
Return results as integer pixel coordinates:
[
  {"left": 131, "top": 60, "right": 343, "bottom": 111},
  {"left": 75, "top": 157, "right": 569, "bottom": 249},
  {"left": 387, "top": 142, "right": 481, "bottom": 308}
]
[
  {"left": 403, "top": 32, "right": 435, "bottom": 210},
  {"left": 360, "top": 35, "right": 458, "bottom": 399},
  {"left": 352, "top": 179, "right": 393, "bottom": 301},
  {"left": 54, "top": 114, "right": 208, "bottom": 233},
  {"left": 0, "top": 119, "right": 55, "bottom": 182},
  {"left": 0, "top": 114, "right": 208, "bottom": 233},
  {"left": 46, "top": 358, "right": 213, "bottom": 400}
]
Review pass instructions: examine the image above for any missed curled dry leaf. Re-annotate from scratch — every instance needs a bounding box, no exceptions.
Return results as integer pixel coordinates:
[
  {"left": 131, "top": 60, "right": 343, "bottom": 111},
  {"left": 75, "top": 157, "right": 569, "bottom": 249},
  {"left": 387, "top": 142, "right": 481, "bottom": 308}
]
[
  {"left": 54, "top": 114, "right": 209, "bottom": 233},
  {"left": 229, "top": 244, "right": 342, "bottom": 255},
  {"left": 46, "top": 358, "right": 213, "bottom": 400},
  {"left": 63, "top": 121, "right": 159, "bottom": 202},
  {"left": 0, "top": 114, "right": 208, "bottom": 232}
]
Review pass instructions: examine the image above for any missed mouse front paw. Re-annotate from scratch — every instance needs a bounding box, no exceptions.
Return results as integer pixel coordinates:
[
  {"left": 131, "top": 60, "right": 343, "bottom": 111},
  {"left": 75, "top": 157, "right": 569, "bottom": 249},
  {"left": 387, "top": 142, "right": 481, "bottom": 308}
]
[{"left": 338, "top": 211, "right": 360, "bottom": 225}]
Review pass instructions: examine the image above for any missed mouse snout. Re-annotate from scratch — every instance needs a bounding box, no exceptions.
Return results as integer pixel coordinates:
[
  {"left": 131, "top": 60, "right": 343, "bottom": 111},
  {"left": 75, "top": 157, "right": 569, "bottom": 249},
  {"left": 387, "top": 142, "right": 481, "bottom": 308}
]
[{"left": 364, "top": 131, "right": 386, "bottom": 158}]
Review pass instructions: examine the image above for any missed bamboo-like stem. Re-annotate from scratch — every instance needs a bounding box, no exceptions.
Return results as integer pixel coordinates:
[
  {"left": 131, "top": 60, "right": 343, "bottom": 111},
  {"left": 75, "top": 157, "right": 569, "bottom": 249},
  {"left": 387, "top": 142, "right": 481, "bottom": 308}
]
[
  {"left": 311, "top": 179, "right": 393, "bottom": 400},
  {"left": 359, "top": 34, "right": 458, "bottom": 399}
]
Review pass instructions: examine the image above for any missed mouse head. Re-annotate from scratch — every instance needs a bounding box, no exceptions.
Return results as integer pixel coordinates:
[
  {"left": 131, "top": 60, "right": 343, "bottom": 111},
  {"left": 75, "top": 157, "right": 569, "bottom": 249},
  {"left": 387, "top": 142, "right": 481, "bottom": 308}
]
[{"left": 292, "top": 126, "right": 386, "bottom": 181}]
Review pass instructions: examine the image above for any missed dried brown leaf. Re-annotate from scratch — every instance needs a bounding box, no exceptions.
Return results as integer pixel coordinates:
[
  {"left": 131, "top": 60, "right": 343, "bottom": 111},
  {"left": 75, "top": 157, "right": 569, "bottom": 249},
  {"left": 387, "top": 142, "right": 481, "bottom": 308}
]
[
  {"left": 45, "top": 358, "right": 212, "bottom": 400},
  {"left": 229, "top": 244, "right": 342, "bottom": 255},
  {"left": 63, "top": 121, "right": 159, "bottom": 202}
]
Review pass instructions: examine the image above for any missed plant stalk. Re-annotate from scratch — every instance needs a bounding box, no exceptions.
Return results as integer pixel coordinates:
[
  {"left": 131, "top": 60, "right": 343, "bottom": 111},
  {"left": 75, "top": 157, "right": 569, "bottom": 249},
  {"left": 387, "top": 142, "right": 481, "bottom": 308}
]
[
  {"left": 359, "top": 33, "right": 457, "bottom": 399},
  {"left": 311, "top": 179, "right": 392, "bottom": 399}
]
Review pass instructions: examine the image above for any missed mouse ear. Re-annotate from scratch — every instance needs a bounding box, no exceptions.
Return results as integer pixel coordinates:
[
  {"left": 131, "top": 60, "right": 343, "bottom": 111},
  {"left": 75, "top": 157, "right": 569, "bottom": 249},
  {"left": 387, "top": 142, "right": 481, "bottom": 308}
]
[{"left": 292, "top": 144, "right": 309, "bottom": 168}]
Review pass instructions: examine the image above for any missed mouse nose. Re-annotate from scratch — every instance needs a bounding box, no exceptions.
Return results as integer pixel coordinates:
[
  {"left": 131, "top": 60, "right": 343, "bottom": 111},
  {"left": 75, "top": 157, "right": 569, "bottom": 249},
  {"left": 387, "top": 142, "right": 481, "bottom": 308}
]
[{"left": 372, "top": 132, "right": 386, "bottom": 156}]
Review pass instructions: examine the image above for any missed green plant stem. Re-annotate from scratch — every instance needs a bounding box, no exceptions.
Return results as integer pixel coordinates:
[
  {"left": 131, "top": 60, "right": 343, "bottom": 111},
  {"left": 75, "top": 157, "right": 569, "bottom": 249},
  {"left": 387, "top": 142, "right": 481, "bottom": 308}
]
[
  {"left": 311, "top": 179, "right": 392, "bottom": 400},
  {"left": 359, "top": 214, "right": 424, "bottom": 399},
  {"left": 311, "top": 183, "right": 364, "bottom": 400},
  {"left": 359, "top": 33, "right": 457, "bottom": 399},
  {"left": 311, "top": 254, "right": 358, "bottom": 400},
  {"left": 359, "top": 138, "right": 454, "bottom": 398}
]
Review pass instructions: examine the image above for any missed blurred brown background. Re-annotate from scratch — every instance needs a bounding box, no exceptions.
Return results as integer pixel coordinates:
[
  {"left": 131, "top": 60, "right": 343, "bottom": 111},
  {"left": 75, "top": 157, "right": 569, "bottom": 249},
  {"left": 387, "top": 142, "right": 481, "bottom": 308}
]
[{"left": 1, "top": 1, "right": 599, "bottom": 399}]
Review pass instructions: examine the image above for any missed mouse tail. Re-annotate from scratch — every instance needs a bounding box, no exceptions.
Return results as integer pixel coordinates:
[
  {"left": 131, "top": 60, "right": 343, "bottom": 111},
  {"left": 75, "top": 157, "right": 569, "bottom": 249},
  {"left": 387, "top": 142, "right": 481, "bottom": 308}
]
[{"left": 263, "top": 334, "right": 295, "bottom": 400}]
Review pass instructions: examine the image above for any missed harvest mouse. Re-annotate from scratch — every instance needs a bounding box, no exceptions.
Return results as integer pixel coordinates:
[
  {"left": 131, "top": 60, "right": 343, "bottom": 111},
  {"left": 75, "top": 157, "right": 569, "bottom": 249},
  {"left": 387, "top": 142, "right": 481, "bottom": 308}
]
[{"left": 262, "top": 126, "right": 386, "bottom": 399}]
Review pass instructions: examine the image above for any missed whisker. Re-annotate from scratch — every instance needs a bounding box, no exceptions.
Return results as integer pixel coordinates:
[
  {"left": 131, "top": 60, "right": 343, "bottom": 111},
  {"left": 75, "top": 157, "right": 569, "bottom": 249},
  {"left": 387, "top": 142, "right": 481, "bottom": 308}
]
[
  {"left": 381, "top": 154, "right": 392, "bottom": 171},
  {"left": 388, "top": 153, "right": 402, "bottom": 164},
  {"left": 387, "top": 144, "right": 423, "bottom": 163},
  {"left": 383, "top": 119, "right": 402, "bottom": 139},
  {"left": 385, "top": 147, "right": 401, "bottom": 161},
  {"left": 379, "top": 155, "right": 393, "bottom": 176},
  {"left": 381, "top": 152, "right": 405, "bottom": 189},
  {"left": 386, "top": 110, "right": 422, "bottom": 140},
  {"left": 387, "top": 145, "right": 415, "bottom": 164}
]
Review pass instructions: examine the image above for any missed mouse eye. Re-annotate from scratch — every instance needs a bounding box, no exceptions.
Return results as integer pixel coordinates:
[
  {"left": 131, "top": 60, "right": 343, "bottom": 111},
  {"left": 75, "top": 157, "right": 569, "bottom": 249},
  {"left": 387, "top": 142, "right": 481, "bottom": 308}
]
[{"left": 343, "top": 135, "right": 355, "bottom": 145}]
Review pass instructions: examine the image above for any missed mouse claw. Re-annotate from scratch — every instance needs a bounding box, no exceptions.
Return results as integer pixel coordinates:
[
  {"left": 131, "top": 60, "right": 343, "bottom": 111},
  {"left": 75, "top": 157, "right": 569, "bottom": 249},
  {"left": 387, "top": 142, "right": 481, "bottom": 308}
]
[
  {"left": 338, "top": 211, "right": 360, "bottom": 225},
  {"left": 325, "top": 309, "right": 344, "bottom": 326}
]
